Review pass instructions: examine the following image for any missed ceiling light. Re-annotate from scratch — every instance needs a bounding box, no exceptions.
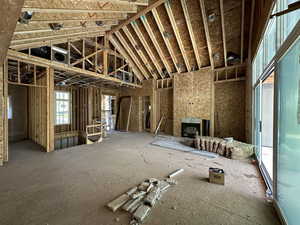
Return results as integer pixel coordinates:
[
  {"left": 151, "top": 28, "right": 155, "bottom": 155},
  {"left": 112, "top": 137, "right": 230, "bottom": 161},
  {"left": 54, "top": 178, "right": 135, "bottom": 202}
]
[{"left": 18, "top": 11, "right": 33, "bottom": 24}]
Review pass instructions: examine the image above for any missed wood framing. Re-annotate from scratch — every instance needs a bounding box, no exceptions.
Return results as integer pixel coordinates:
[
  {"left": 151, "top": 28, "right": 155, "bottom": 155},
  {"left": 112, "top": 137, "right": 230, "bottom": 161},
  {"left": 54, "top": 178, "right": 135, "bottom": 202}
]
[
  {"left": 115, "top": 31, "right": 150, "bottom": 79},
  {"left": 108, "top": 35, "right": 144, "bottom": 82},
  {"left": 199, "top": 0, "right": 214, "bottom": 69},
  {"left": 165, "top": 1, "right": 191, "bottom": 72},
  {"left": 47, "top": 67, "right": 55, "bottom": 152},
  {"left": 152, "top": 8, "right": 180, "bottom": 72},
  {"left": 7, "top": 49, "right": 142, "bottom": 88},
  {"left": 140, "top": 15, "right": 173, "bottom": 75},
  {"left": 109, "top": 0, "right": 165, "bottom": 34},
  {"left": 220, "top": 0, "right": 228, "bottom": 67},
  {"left": 122, "top": 26, "right": 155, "bottom": 79},
  {"left": 180, "top": 0, "right": 202, "bottom": 69},
  {"left": 131, "top": 21, "right": 161, "bottom": 79}
]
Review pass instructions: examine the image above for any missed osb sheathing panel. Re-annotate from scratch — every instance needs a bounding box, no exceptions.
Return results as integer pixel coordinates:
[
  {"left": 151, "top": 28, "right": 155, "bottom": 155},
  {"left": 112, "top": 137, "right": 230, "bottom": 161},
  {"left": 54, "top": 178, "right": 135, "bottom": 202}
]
[
  {"left": 186, "top": 0, "right": 210, "bottom": 67},
  {"left": 224, "top": 0, "right": 242, "bottom": 58},
  {"left": 157, "top": 89, "right": 173, "bottom": 135},
  {"left": 214, "top": 80, "right": 245, "bottom": 142},
  {"left": 204, "top": 0, "right": 224, "bottom": 68},
  {"left": 156, "top": 5, "right": 187, "bottom": 72},
  {"left": 170, "top": 0, "right": 197, "bottom": 69},
  {"left": 0, "top": 0, "right": 24, "bottom": 64},
  {"left": 145, "top": 12, "right": 176, "bottom": 72},
  {"left": 173, "top": 69, "right": 213, "bottom": 136}
]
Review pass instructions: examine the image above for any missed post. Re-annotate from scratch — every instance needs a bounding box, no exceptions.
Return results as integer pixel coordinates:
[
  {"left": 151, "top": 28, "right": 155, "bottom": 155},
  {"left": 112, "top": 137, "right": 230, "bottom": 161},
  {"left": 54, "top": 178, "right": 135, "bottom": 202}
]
[
  {"left": 47, "top": 67, "right": 54, "bottom": 152},
  {"left": 103, "top": 34, "right": 109, "bottom": 76}
]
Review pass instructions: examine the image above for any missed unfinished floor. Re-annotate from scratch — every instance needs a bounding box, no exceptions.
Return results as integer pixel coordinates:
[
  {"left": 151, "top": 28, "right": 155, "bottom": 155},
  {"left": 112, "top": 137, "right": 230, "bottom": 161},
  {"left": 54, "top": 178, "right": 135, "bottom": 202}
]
[{"left": 0, "top": 133, "right": 280, "bottom": 225}]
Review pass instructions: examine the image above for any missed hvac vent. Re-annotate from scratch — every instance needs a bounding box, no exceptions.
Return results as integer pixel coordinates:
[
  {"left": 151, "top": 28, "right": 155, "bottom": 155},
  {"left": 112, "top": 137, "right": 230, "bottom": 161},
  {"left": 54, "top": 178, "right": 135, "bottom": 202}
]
[
  {"left": 163, "top": 31, "right": 172, "bottom": 39},
  {"left": 95, "top": 21, "right": 104, "bottom": 26},
  {"left": 226, "top": 52, "right": 241, "bottom": 65},
  {"left": 52, "top": 46, "right": 68, "bottom": 64},
  {"left": 18, "top": 11, "right": 33, "bottom": 24},
  {"left": 49, "top": 23, "right": 64, "bottom": 31}
]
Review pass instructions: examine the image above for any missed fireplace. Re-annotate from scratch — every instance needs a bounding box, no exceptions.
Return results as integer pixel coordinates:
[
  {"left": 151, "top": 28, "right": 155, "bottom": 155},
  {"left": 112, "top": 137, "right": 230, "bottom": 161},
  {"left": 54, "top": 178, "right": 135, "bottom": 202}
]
[{"left": 181, "top": 118, "right": 210, "bottom": 138}]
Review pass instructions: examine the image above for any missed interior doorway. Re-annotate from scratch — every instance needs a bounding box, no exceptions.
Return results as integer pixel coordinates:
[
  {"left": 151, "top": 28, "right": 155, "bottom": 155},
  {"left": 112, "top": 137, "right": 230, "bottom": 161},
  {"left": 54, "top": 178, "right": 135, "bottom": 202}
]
[
  {"left": 101, "top": 95, "right": 116, "bottom": 133},
  {"left": 142, "top": 96, "right": 151, "bottom": 132}
]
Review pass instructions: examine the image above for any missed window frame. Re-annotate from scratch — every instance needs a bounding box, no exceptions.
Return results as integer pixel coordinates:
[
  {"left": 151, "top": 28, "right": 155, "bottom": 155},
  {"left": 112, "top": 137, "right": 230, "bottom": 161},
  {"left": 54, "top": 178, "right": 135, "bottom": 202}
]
[{"left": 55, "top": 91, "right": 72, "bottom": 126}]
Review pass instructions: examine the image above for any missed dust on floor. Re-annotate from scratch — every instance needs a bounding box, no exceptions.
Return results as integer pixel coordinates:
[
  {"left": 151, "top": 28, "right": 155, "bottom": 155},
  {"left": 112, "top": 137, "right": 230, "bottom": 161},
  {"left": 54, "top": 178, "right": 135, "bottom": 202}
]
[{"left": 0, "top": 132, "right": 280, "bottom": 225}]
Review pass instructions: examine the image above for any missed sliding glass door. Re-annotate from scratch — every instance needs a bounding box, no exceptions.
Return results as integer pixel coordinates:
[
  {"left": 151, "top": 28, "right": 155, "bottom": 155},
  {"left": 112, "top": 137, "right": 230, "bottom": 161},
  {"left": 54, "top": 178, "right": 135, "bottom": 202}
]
[{"left": 276, "top": 37, "right": 300, "bottom": 225}]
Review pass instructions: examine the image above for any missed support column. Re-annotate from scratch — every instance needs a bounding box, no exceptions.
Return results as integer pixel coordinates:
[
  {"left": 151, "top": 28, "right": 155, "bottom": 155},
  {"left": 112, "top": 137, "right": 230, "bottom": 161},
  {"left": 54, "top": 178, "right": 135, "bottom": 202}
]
[
  {"left": 47, "top": 67, "right": 54, "bottom": 152},
  {"left": 103, "top": 34, "right": 109, "bottom": 76}
]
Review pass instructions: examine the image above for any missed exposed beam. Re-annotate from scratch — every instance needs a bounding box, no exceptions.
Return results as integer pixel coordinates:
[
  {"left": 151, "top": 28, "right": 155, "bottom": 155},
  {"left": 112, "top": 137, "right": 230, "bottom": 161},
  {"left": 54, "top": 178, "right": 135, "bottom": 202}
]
[
  {"left": 165, "top": 1, "right": 191, "bottom": 71},
  {"left": 22, "top": 2, "right": 137, "bottom": 14},
  {"left": 152, "top": 8, "right": 180, "bottom": 72},
  {"left": 11, "top": 30, "right": 106, "bottom": 45},
  {"left": 109, "top": 0, "right": 165, "bottom": 34},
  {"left": 140, "top": 15, "right": 173, "bottom": 75},
  {"left": 199, "top": 0, "right": 214, "bottom": 69},
  {"left": 7, "top": 49, "right": 142, "bottom": 88},
  {"left": 109, "top": 35, "right": 144, "bottom": 82},
  {"left": 0, "top": 0, "right": 25, "bottom": 64},
  {"left": 122, "top": 26, "right": 155, "bottom": 79},
  {"left": 131, "top": 21, "right": 161, "bottom": 79},
  {"left": 241, "top": 0, "right": 245, "bottom": 63},
  {"left": 14, "top": 25, "right": 111, "bottom": 35},
  {"left": 115, "top": 31, "right": 149, "bottom": 79},
  {"left": 180, "top": 0, "right": 202, "bottom": 69},
  {"left": 220, "top": 0, "right": 227, "bottom": 67},
  {"left": 27, "top": 18, "right": 124, "bottom": 24},
  {"left": 10, "top": 33, "right": 104, "bottom": 50}
]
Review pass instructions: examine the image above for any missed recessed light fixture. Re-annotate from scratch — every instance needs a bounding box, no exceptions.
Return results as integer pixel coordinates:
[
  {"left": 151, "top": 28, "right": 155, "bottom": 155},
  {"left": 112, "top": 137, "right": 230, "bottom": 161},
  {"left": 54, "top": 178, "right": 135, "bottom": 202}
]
[
  {"left": 208, "top": 12, "right": 216, "bottom": 22},
  {"left": 18, "top": 11, "right": 33, "bottom": 24}
]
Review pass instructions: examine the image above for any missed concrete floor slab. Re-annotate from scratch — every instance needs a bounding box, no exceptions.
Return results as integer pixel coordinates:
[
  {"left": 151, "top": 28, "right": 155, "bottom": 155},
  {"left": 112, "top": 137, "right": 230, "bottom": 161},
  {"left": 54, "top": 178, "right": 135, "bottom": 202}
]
[{"left": 0, "top": 133, "right": 280, "bottom": 225}]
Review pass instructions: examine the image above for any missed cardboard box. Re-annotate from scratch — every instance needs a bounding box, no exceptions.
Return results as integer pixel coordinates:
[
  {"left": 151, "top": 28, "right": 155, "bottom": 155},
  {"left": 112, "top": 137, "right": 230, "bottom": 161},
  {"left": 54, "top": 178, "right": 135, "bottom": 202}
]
[{"left": 209, "top": 168, "right": 225, "bottom": 185}]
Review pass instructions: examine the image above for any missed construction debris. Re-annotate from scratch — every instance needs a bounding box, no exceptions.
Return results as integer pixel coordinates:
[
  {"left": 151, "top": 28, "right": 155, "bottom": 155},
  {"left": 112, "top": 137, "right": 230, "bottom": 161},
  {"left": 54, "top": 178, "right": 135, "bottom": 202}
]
[
  {"left": 168, "top": 168, "right": 184, "bottom": 178},
  {"left": 106, "top": 171, "right": 179, "bottom": 224}
]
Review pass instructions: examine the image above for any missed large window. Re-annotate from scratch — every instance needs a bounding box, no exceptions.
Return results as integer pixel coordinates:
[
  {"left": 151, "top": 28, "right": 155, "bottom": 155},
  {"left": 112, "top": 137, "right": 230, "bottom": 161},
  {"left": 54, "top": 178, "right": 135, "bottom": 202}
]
[{"left": 55, "top": 91, "right": 71, "bottom": 125}]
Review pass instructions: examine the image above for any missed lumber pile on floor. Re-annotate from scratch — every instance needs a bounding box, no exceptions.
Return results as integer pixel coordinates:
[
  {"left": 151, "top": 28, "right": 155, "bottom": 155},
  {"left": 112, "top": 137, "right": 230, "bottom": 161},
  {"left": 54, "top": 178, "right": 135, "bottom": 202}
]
[
  {"left": 194, "top": 136, "right": 254, "bottom": 160},
  {"left": 107, "top": 170, "right": 182, "bottom": 225}
]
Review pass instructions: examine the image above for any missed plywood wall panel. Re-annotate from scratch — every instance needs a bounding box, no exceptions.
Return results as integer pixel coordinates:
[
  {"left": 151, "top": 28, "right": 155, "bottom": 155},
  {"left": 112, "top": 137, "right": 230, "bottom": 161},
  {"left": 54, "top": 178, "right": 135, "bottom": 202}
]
[
  {"left": 173, "top": 69, "right": 213, "bottom": 136},
  {"left": 214, "top": 80, "right": 246, "bottom": 141}
]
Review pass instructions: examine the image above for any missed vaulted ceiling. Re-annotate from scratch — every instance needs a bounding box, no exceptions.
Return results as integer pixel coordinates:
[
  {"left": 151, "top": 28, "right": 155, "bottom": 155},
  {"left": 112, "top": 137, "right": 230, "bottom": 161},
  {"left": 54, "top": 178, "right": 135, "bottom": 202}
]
[{"left": 9, "top": 0, "right": 253, "bottom": 83}]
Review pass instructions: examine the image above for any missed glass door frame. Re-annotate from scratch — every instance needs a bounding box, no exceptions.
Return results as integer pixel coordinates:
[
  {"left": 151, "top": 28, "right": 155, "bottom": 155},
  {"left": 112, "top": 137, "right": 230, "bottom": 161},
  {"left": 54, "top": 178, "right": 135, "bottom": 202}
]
[
  {"left": 272, "top": 22, "right": 300, "bottom": 225},
  {"left": 253, "top": 64, "right": 275, "bottom": 192}
]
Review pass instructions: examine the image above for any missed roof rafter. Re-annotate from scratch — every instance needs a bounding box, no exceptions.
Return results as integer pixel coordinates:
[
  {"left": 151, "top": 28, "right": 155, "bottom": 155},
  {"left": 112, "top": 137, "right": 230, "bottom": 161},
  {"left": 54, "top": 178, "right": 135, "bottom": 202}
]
[
  {"left": 115, "top": 31, "right": 150, "bottom": 80},
  {"left": 199, "top": 0, "right": 215, "bottom": 69},
  {"left": 122, "top": 26, "right": 156, "bottom": 79},
  {"left": 151, "top": 8, "right": 180, "bottom": 73},
  {"left": 180, "top": 0, "right": 202, "bottom": 69},
  {"left": 140, "top": 15, "right": 173, "bottom": 75},
  {"left": 165, "top": 1, "right": 191, "bottom": 72},
  {"left": 131, "top": 21, "right": 161, "bottom": 79},
  {"left": 109, "top": 34, "right": 144, "bottom": 82},
  {"left": 220, "top": 0, "right": 227, "bottom": 67}
]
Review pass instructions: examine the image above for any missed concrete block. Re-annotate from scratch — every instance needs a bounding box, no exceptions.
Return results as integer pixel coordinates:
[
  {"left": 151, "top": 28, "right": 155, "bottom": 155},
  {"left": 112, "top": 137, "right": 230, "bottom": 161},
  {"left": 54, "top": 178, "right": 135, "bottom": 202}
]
[
  {"left": 127, "top": 186, "right": 138, "bottom": 196},
  {"left": 122, "top": 196, "right": 143, "bottom": 212},
  {"left": 158, "top": 180, "right": 170, "bottom": 192},
  {"left": 132, "top": 191, "right": 146, "bottom": 199}
]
